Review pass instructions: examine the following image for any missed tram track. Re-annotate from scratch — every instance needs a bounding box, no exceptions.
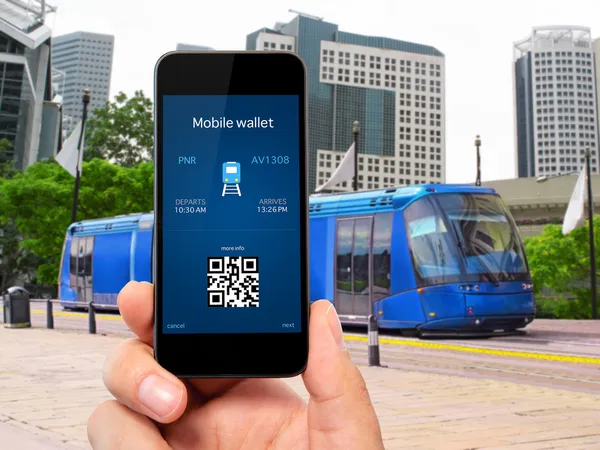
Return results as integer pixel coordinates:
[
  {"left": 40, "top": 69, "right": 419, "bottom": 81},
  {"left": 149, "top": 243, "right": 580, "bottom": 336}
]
[
  {"left": 344, "top": 324, "right": 600, "bottom": 358},
  {"left": 345, "top": 340, "right": 600, "bottom": 394},
  {"left": 350, "top": 346, "right": 600, "bottom": 383},
  {"left": 14, "top": 305, "right": 600, "bottom": 394}
]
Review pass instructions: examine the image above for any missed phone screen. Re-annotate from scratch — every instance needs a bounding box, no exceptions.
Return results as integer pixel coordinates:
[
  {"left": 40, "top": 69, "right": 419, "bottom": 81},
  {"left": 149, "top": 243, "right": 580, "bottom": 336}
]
[{"left": 160, "top": 94, "right": 302, "bottom": 334}]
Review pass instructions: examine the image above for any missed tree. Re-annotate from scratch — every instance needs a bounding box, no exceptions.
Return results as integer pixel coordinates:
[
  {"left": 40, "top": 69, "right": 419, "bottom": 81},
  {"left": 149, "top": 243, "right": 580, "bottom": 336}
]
[
  {"left": 84, "top": 90, "right": 154, "bottom": 166},
  {"left": 0, "top": 137, "right": 17, "bottom": 179},
  {"left": 0, "top": 137, "right": 28, "bottom": 292},
  {"left": 0, "top": 158, "right": 154, "bottom": 285},
  {"left": 0, "top": 220, "right": 43, "bottom": 292},
  {"left": 524, "top": 220, "right": 600, "bottom": 318}
]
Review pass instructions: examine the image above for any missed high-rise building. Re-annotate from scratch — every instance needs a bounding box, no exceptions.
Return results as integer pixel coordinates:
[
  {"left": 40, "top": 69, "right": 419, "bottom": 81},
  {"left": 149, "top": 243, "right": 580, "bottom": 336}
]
[
  {"left": 176, "top": 43, "right": 214, "bottom": 51},
  {"left": 51, "top": 31, "right": 114, "bottom": 136},
  {"left": 514, "top": 26, "right": 599, "bottom": 178},
  {"left": 595, "top": 38, "right": 600, "bottom": 144},
  {"left": 0, "top": 0, "right": 60, "bottom": 169},
  {"left": 247, "top": 13, "right": 446, "bottom": 193}
]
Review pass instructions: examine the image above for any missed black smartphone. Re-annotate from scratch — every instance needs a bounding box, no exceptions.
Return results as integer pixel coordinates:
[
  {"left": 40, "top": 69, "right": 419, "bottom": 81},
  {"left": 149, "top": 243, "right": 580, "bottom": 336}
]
[{"left": 153, "top": 51, "right": 309, "bottom": 377}]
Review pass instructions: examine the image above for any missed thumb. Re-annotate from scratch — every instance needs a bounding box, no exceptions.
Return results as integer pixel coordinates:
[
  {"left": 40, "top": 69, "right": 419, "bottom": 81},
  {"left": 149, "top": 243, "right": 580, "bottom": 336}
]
[{"left": 302, "top": 300, "right": 384, "bottom": 449}]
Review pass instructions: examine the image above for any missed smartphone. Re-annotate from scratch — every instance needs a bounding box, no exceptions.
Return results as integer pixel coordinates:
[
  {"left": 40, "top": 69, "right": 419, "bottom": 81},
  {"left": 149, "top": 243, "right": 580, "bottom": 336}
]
[{"left": 153, "top": 51, "right": 309, "bottom": 377}]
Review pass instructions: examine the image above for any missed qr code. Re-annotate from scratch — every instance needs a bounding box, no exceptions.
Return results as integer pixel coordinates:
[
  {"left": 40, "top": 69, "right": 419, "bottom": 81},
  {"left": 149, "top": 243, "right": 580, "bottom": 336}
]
[{"left": 207, "top": 256, "right": 259, "bottom": 307}]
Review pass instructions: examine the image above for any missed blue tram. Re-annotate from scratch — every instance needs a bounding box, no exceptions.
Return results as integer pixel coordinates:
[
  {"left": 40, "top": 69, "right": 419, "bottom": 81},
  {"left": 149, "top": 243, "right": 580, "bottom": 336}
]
[
  {"left": 58, "top": 184, "right": 535, "bottom": 333},
  {"left": 58, "top": 213, "right": 154, "bottom": 310},
  {"left": 309, "top": 184, "right": 535, "bottom": 334}
]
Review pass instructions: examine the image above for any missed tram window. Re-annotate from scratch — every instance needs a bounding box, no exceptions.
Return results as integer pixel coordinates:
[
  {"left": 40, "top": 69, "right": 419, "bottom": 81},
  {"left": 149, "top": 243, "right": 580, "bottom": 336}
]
[
  {"left": 404, "top": 197, "right": 461, "bottom": 286},
  {"left": 336, "top": 220, "right": 353, "bottom": 292},
  {"left": 372, "top": 213, "right": 392, "bottom": 300},
  {"left": 83, "top": 236, "right": 94, "bottom": 277},
  {"left": 436, "top": 194, "right": 528, "bottom": 279},
  {"left": 353, "top": 219, "right": 371, "bottom": 294},
  {"left": 69, "top": 237, "right": 80, "bottom": 288}
]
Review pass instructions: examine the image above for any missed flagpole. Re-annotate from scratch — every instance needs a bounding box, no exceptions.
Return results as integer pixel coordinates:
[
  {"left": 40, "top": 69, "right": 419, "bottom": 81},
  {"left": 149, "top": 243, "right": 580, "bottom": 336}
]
[
  {"left": 585, "top": 148, "right": 598, "bottom": 319},
  {"left": 71, "top": 88, "right": 91, "bottom": 224},
  {"left": 353, "top": 121, "right": 359, "bottom": 192},
  {"left": 475, "top": 135, "right": 481, "bottom": 186}
]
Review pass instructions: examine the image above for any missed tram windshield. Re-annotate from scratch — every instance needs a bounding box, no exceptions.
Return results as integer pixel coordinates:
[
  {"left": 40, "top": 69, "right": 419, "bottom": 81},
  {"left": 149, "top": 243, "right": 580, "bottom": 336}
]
[{"left": 404, "top": 193, "right": 529, "bottom": 286}]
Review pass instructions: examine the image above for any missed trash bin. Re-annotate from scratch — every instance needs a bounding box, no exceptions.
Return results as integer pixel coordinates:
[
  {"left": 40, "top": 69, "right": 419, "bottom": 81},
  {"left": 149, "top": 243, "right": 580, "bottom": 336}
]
[{"left": 3, "top": 286, "right": 31, "bottom": 328}]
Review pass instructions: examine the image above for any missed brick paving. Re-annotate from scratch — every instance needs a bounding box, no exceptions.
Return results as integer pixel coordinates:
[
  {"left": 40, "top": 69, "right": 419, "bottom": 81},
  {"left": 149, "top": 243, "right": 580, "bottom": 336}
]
[{"left": 2, "top": 325, "right": 600, "bottom": 449}]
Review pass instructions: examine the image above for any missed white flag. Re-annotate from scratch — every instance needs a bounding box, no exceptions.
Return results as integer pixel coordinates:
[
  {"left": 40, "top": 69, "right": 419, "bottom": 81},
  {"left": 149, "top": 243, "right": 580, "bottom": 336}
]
[
  {"left": 562, "top": 166, "right": 587, "bottom": 235},
  {"left": 55, "top": 121, "right": 85, "bottom": 177},
  {"left": 315, "top": 143, "right": 356, "bottom": 192}
]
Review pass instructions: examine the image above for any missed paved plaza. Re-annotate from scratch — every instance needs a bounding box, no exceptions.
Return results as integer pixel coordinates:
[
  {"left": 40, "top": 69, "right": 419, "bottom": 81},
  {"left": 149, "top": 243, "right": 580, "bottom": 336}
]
[{"left": 1, "top": 324, "right": 600, "bottom": 449}]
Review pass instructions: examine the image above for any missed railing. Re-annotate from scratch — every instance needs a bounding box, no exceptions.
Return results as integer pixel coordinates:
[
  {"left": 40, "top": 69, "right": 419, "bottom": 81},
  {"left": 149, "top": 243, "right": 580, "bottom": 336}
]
[
  {"left": 5, "top": 296, "right": 385, "bottom": 368},
  {"left": 28, "top": 297, "right": 98, "bottom": 334}
]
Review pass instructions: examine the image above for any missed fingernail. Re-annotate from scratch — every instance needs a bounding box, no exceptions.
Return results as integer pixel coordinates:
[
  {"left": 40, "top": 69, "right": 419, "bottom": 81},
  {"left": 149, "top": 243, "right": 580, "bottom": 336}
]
[
  {"left": 326, "top": 303, "right": 345, "bottom": 349},
  {"left": 123, "top": 280, "right": 139, "bottom": 290},
  {"left": 138, "top": 374, "right": 183, "bottom": 418}
]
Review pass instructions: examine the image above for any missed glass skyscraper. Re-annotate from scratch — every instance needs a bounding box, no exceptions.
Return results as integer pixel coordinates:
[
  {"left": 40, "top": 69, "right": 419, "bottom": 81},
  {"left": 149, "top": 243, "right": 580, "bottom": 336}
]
[
  {"left": 247, "top": 14, "right": 445, "bottom": 193},
  {"left": 0, "top": 0, "right": 57, "bottom": 169},
  {"left": 51, "top": 31, "right": 114, "bottom": 138}
]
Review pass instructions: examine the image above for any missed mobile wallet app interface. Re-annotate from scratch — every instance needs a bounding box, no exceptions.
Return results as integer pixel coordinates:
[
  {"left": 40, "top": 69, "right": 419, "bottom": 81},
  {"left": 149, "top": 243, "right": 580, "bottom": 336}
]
[{"left": 162, "top": 95, "right": 302, "bottom": 334}]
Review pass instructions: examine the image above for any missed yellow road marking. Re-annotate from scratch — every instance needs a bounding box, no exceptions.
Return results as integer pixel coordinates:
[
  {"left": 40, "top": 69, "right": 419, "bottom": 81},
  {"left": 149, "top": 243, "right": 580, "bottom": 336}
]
[
  {"left": 345, "top": 335, "right": 600, "bottom": 365},
  {"left": 9, "top": 307, "right": 600, "bottom": 365},
  {"left": 29, "top": 309, "right": 124, "bottom": 322}
]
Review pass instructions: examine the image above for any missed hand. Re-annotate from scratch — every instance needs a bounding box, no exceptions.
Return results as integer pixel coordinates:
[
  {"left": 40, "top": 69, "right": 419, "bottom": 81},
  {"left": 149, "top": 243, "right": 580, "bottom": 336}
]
[{"left": 88, "top": 281, "right": 385, "bottom": 449}]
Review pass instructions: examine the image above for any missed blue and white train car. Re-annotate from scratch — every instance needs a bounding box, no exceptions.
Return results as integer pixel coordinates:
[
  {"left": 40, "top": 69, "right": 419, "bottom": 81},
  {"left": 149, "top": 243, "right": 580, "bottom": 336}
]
[{"left": 58, "top": 212, "right": 153, "bottom": 310}]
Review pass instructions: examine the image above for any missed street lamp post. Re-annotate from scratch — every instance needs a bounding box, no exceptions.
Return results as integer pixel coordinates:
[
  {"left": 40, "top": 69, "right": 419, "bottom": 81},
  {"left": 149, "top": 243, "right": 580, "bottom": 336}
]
[
  {"left": 537, "top": 149, "right": 598, "bottom": 319},
  {"left": 71, "top": 88, "right": 91, "bottom": 224},
  {"left": 353, "top": 120, "right": 360, "bottom": 192},
  {"left": 585, "top": 149, "right": 598, "bottom": 319},
  {"left": 475, "top": 135, "right": 482, "bottom": 186}
]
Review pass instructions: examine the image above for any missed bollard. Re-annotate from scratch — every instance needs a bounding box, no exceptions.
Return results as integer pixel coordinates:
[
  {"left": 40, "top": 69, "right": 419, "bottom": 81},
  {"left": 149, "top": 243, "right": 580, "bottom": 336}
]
[
  {"left": 46, "top": 298, "right": 54, "bottom": 329},
  {"left": 88, "top": 301, "right": 96, "bottom": 334},
  {"left": 368, "top": 314, "right": 380, "bottom": 367}
]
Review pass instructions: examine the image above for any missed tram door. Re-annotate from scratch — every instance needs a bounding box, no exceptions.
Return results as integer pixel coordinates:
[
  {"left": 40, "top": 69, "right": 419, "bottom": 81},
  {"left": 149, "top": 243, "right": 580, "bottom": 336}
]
[
  {"left": 69, "top": 236, "right": 95, "bottom": 304},
  {"left": 335, "top": 217, "right": 373, "bottom": 320}
]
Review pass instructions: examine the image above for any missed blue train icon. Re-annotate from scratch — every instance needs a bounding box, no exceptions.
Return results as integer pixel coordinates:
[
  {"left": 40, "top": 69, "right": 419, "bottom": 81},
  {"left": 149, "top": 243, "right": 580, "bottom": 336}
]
[
  {"left": 222, "top": 161, "right": 242, "bottom": 196},
  {"left": 222, "top": 161, "right": 241, "bottom": 184}
]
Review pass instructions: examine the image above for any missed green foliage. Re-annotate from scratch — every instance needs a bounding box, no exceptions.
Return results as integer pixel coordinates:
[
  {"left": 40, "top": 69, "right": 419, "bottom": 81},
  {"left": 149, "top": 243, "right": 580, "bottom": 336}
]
[
  {"left": 534, "top": 296, "right": 592, "bottom": 320},
  {"left": 0, "top": 219, "right": 43, "bottom": 290},
  {"left": 0, "top": 137, "right": 17, "bottom": 179},
  {"left": 0, "top": 138, "right": 30, "bottom": 290},
  {"left": 525, "top": 221, "right": 600, "bottom": 294},
  {"left": 84, "top": 90, "right": 154, "bottom": 166},
  {"left": 0, "top": 159, "right": 154, "bottom": 285},
  {"left": 525, "top": 220, "right": 600, "bottom": 319}
]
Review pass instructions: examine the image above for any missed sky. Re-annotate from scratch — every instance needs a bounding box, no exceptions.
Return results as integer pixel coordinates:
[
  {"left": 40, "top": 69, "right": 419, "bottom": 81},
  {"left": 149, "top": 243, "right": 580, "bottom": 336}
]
[{"left": 47, "top": 0, "right": 600, "bottom": 184}]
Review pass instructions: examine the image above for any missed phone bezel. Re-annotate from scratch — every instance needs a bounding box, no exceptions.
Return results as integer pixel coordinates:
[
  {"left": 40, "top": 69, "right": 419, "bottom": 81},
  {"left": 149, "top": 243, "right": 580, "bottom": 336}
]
[{"left": 153, "top": 51, "right": 309, "bottom": 377}]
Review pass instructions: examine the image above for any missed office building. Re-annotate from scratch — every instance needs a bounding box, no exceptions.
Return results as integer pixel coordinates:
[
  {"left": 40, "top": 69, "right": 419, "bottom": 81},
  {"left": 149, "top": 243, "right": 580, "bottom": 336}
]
[
  {"left": 595, "top": 37, "right": 600, "bottom": 141},
  {"left": 176, "top": 43, "right": 214, "bottom": 51},
  {"left": 247, "top": 13, "right": 446, "bottom": 193},
  {"left": 514, "top": 26, "right": 599, "bottom": 178},
  {"left": 0, "top": 0, "right": 60, "bottom": 169},
  {"left": 52, "top": 31, "right": 114, "bottom": 136}
]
